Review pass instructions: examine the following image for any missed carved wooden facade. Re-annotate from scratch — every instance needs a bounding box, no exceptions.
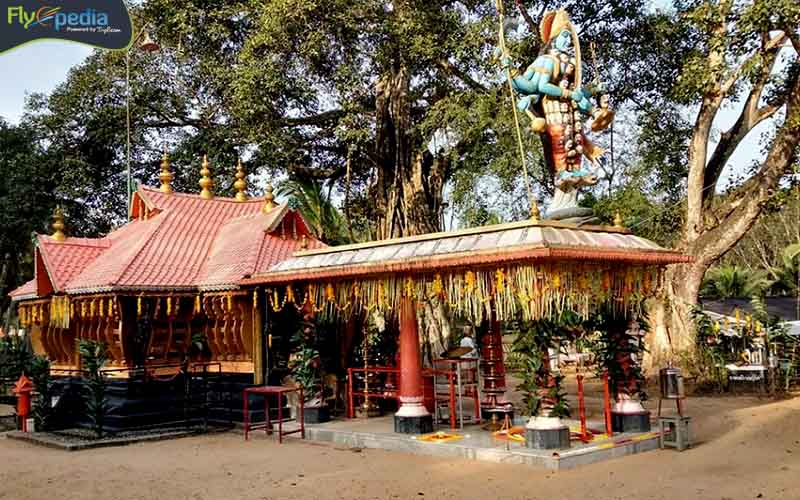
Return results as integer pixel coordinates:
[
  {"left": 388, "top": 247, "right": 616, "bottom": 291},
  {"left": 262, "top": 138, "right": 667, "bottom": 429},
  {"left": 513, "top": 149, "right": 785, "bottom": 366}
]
[{"left": 19, "top": 293, "right": 261, "bottom": 374}]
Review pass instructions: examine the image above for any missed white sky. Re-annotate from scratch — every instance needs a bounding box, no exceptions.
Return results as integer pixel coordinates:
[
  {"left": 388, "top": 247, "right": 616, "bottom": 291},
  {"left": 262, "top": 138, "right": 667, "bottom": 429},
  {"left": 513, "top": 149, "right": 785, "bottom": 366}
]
[{"left": 0, "top": 42, "right": 92, "bottom": 123}]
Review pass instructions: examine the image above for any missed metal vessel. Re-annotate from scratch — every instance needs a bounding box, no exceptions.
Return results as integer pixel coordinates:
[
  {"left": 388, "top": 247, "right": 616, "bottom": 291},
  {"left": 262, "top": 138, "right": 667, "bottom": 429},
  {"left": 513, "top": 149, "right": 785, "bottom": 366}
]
[{"left": 659, "top": 366, "right": 685, "bottom": 399}]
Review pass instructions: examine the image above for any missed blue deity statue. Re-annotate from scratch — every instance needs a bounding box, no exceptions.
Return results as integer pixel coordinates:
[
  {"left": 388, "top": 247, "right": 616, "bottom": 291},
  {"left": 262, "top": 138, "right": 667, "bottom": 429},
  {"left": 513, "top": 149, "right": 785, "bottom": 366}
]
[{"left": 498, "top": 9, "right": 614, "bottom": 218}]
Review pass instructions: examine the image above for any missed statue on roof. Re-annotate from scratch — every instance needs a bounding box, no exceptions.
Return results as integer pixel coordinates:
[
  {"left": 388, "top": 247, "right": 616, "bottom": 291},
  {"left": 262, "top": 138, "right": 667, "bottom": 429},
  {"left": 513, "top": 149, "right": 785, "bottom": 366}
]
[{"left": 496, "top": 8, "right": 614, "bottom": 223}]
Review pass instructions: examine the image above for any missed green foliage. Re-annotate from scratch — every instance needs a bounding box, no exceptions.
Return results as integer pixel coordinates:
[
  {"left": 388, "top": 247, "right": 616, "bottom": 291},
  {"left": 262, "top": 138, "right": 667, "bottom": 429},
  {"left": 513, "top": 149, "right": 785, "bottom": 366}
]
[
  {"left": 690, "top": 308, "right": 731, "bottom": 392},
  {"left": 78, "top": 339, "right": 109, "bottom": 437},
  {"left": 0, "top": 333, "right": 33, "bottom": 383},
  {"left": 584, "top": 311, "right": 648, "bottom": 401},
  {"left": 583, "top": 186, "right": 684, "bottom": 248},
  {"left": 766, "top": 243, "right": 800, "bottom": 296},
  {"left": 0, "top": 334, "right": 53, "bottom": 430},
  {"left": 700, "top": 265, "right": 773, "bottom": 299},
  {"left": 512, "top": 311, "right": 581, "bottom": 418},
  {"left": 289, "top": 315, "right": 323, "bottom": 404},
  {"left": 276, "top": 178, "right": 354, "bottom": 245},
  {"left": 29, "top": 355, "right": 52, "bottom": 431},
  {"left": 0, "top": 120, "right": 65, "bottom": 315},
  {"left": 11, "top": 0, "right": 667, "bottom": 244}
]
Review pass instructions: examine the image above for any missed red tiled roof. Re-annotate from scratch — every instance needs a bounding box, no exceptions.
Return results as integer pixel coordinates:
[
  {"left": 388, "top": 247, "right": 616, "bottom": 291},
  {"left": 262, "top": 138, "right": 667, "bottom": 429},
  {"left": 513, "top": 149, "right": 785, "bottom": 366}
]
[
  {"left": 37, "top": 236, "right": 111, "bottom": 292},
  {"left": 9, "top": 185, "right": 324, "bottom": 300},
  {"left": 8, "top": 279, "right": 36, "bottom": 300},
  {"left": 196, "top": 206, "right": 326, "bottom": 290}
]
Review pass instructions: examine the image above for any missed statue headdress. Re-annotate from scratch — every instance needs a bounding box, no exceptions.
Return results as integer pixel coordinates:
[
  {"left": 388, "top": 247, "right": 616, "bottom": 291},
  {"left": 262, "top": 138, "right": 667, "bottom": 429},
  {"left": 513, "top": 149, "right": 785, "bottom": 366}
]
[
  {"left": 539, "top": 9, "right": 582, "bottom": 90},
  {"left": 539, "top": 9, "right": 571, "bottom": 43}
]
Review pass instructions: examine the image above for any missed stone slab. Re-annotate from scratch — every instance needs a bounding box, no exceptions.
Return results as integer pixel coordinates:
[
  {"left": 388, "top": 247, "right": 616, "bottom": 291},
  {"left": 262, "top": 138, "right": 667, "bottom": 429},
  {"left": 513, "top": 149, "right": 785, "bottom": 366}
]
[
  {"left": 5, "top": 428, "right": 206, "bottom": 452},
  {"left": 306, "top": 417, "right": 660, "bottom": 471},
  {"left": 526, "top": 426, "right": 570, "bottom": 450}
]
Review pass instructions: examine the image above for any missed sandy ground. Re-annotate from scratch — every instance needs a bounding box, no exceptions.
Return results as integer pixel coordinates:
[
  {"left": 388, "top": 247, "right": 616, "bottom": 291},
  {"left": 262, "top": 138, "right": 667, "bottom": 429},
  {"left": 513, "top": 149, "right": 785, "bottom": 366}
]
[{"left": 1, "top": 393, "right": 799, "bottom": 500}]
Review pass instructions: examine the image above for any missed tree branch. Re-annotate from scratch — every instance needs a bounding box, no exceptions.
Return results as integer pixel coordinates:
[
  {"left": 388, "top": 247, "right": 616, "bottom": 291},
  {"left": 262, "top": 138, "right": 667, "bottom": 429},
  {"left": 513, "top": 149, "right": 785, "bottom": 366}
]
[
  {"left": 288, "top": 163, "right": 345, "bottom": 181},
  {"left": 436, "top": 59, "right": 487, "bottom": 93},
  {"left": 702, "top": 33, "right": 787, "bottom": 203},
  {"left": 514, "top": 0, "right": 537, "bottom": 33},
  {"left": 690, "top": 69, "right": 800, "bottom": 267},
  {"left": 685, "top": 12, "right": 730, "bottom": 241},
  {"left": 280, "top": 109, "right": 346, "bottom": 127}
]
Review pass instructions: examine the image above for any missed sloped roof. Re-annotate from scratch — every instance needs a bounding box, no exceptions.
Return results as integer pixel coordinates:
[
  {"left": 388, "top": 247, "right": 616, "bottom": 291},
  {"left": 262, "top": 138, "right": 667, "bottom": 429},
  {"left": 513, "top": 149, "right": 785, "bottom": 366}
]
[
  {"left": 195, "top": 208, "right": 325, "bottom": 290},
  {"left": 8, "top": 279, "right": 36, "bottom": 301},
  {"left": 10, "top": 185, "right": 323, "bottom": 300},
  {"left": 703, "top": 297, "right": 800, "bottom": 323},
  {"left": 246, "top": 219, "right": 691, "bottom": 284},
  {"left": 37, "top": 236, "right": 111, "bottom": 292}
]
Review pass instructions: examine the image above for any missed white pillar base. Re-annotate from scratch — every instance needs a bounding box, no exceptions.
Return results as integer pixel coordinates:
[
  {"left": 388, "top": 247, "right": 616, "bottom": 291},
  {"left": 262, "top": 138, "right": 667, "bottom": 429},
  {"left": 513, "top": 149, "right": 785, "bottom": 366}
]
[
  {"left": 525, "top": 416, "right": 564, "bottom": 430},
  {"left": 395, "top": 396, "right": 430, "bottom": 418},
  {"left": 613, "top": 395, "right": 646, "bottom": 414}
]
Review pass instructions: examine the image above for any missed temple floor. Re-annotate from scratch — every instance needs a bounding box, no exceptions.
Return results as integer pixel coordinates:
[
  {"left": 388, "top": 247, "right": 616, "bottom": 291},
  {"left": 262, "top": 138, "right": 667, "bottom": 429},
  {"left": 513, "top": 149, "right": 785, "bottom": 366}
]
[{"left": 305, "top": 415, "right": 660, "bottom": 470}]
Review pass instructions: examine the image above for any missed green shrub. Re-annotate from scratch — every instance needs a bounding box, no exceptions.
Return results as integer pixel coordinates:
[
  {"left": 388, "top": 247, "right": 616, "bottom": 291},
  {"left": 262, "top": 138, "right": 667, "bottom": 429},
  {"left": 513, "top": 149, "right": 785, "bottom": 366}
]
[{"left": 78, "top": 339, "right": 108, "bottom": 437}]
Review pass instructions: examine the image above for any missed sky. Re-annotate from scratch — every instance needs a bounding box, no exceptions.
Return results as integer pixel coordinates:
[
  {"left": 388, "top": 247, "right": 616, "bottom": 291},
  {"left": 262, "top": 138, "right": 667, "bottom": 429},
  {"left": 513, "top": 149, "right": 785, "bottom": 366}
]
[{"left": 0, "top": 42, "right": 92, "bottom": 123}]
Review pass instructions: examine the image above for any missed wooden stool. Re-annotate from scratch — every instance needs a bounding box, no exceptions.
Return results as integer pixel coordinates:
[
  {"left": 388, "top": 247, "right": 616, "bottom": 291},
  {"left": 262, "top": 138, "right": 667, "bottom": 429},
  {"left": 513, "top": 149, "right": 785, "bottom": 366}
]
[{"left": 658, "top": 415, "right": 691, "bottom": 451}]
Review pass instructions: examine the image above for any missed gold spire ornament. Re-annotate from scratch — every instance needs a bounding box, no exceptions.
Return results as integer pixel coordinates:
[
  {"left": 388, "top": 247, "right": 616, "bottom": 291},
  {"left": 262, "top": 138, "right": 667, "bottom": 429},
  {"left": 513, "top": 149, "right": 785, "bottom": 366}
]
[
  {"left": 199, "top": 154, "right": 214, "bottom": 199},
  {"left": 159, "top": 146, "right": 174, "bottom": 194},
  {"left": 51, "top": 207, "right": 66, "bottom": 242},
  {"left": 262, "top": 182, "right": 276, "bottom": 212},
  {"left": 613, "top": 211, "right": 624, "bottom": 229},
  {"left": 234, "top": 159, "right": 248, "bottom": 202},
  {"left": 530, "top": 202, "right": 541, "bottom": 223}
]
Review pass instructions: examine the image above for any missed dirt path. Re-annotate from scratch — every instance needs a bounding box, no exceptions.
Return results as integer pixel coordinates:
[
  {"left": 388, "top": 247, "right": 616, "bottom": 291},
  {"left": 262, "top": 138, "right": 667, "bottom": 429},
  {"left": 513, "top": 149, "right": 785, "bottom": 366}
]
[{"left": 1, "top": 395, "right": 798, "bottom": 500}]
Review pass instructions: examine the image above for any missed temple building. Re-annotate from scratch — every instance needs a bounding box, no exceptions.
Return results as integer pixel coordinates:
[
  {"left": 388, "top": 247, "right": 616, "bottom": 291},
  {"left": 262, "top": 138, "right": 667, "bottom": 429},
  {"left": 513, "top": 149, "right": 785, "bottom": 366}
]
[
  {"left": 9, "top": 152, "right": 323, "bottom": 383},
  {"left": 7, "top": 149, "right": 690, "bottom": 440}
]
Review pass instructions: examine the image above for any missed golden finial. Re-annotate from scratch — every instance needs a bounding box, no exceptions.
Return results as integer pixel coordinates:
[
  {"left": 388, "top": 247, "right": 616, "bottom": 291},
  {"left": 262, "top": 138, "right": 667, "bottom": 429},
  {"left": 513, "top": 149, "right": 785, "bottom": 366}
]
[
  {"left": 234, "top": 159, "right": 247, "bottom": 202},
  {"left": 51, "top": 207, "right": 66, "bottom": 242},
  {"left": 530, "top": 202, "right": 541, "bottom": 223},
  {"left": 262, "top": 182, "right": 276, "bottom": 212},
  {"left": 159, "top": 145, "right": 174, "bottom": 194},
  {"left": 199, "top": 154, "right": 214, "bottom": 199},
  {"left": 613, "top": 211, "right": 624, "bottom": 229}
]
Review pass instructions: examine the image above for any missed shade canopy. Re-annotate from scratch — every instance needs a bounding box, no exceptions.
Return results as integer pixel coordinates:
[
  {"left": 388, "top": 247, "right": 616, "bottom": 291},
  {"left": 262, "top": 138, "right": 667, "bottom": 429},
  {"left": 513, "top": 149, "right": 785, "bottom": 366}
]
[
  {"left": 244, "top": 220, "right": 690, "bottom": 323},
  {"left": 245, "top": 220, "right": 690, "bottom": 285}
]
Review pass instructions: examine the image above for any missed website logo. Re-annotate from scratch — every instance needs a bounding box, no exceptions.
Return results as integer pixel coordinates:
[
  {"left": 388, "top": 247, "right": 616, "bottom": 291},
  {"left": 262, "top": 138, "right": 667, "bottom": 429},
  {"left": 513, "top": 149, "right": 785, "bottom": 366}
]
[{"left": 2, "top": 1, "right": 132, "bottom": 54}]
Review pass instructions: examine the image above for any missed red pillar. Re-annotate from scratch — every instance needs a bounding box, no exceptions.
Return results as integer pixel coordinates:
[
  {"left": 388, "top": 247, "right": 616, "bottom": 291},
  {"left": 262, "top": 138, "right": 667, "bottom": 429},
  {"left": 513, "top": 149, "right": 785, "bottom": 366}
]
[
  {"left": 394, "top": 296, "right": 432, "bottom": 434},
  {"left": 396, "top": 296, "right": 428, "bottom": 418}
]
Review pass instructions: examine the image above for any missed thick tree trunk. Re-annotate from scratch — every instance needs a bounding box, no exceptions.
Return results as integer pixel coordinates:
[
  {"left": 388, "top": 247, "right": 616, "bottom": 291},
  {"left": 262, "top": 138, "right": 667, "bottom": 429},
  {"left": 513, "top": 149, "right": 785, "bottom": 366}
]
[
  {"left": 372, "top": 65, "right": 447, "bottom": 239},
  {"left": 655, "top": 42, "right": 800, "bottom": 360}
]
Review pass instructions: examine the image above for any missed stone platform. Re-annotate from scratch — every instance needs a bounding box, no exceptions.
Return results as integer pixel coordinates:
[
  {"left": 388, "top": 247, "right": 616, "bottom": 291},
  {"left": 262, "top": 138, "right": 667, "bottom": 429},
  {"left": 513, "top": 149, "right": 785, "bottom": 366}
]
[{"left": 306, "top": 416, "right": 661, "bottom": 470}]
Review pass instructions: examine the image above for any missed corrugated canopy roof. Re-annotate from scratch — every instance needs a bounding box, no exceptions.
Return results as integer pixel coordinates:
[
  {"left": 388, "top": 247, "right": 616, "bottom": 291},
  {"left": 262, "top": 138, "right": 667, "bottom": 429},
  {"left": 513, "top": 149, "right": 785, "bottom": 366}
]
[{"left": 245, "top": 220, "right": 690, "bottom": 285}]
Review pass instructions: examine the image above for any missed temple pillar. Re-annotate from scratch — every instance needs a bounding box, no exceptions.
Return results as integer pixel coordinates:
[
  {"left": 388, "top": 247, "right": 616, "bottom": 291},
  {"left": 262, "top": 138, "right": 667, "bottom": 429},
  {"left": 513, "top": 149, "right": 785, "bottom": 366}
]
[{"left": 394, "top": 296, "right": 432, "bottom": 434}]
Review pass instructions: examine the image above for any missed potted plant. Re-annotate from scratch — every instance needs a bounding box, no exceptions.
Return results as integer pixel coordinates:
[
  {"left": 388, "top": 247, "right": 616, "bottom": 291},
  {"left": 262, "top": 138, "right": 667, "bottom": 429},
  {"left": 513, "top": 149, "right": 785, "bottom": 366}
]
[
  {"left": 585, "top": 311, "right": 650, "bottom": 432},
  {"left": 513, "top": 312, "right": 579, "bottom": 449},
  {"left": 289, "top": 314, "right": 329, "bottom": 423}
]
